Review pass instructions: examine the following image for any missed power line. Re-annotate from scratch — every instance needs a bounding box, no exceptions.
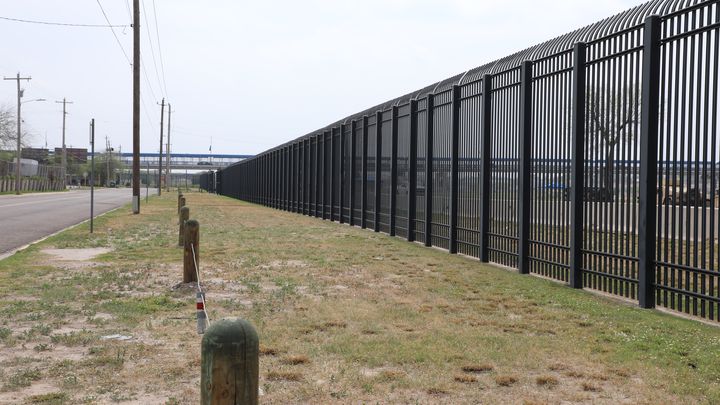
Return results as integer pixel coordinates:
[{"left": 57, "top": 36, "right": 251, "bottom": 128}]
[
  {"left": 152, "top": 0, "right": 169, "bottom": 98},
  {"left": 141, "top": 0, "right": 165, "bottom": 99},
  {"left": 124, "top": 0, "right": 133, "bottom": 24},
  {"left": 0, "top": 15, "right": 130, "bottom": 28},
  {"left": 95, "top": 0, "right": 131, "bottom": 65},
  {"left": 140, "top": 55, "right": 160, "bottom": 102}
]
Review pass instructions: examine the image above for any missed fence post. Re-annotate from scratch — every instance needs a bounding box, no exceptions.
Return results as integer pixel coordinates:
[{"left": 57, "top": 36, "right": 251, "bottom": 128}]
[
  {"left": 408, "top": 99, "right": 418, "bottom": 242},
  {"left": 295, "top": 142, "right": 300, "bottom": 214},
  {"left": 340, "top": 124, "right": 346, "bottom": 224},
  {"left": 330, "top": 128, "right": 336, "bottom": 222},
  {"left": 200, "top": 318, "right": 259, "bottom": 405},
  {"left": 184, "top": 219, "right": 199, "bottom": 283},
  {"left": 361, "top": 116, "right": 369, "bottom": 228},
  {"left": 390, "top": 105, "right": 399, "bottom": 236},
  {"left": 450, "top": 85, "right": 461, "bottom": 254},
  {"left": 480, "top": 74, "right": 493, "bottom": 262},
  {"left": 179, "top": 206, "right": 190, "bottom": 246},
  {"left": 638, "top": 15, "right": 661, "bottom": 309},
  {"left": 350, "top": 120, "right": 357, "bottom": 226},
  {"left": 425, "top": 93, "right": 435, "bottom": 247},
  {"left": 322, "top": 132, "right": 328, "bottom": 219},
  {"left": 569, "top": 42, "right": 587, "bottom": 288},
  {"left": 518, "top": 60, "right": 533, "bottom": 275},
  {"left": 178, "top": 195, "right": 186, "bottom": 215},
  {"left": 375, "top": 111, "right": 382, "bottom": 233}
]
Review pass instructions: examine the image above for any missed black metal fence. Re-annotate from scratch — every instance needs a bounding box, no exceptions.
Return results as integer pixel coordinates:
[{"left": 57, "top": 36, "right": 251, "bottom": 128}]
[{"left": 201, "top": 0, "right": 720, "bottom": 322}]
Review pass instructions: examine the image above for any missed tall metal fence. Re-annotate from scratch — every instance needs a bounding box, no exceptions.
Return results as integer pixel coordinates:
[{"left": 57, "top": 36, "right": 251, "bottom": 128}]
[{"left": 202, "top": 0, "right": 720, "bottom": 322}]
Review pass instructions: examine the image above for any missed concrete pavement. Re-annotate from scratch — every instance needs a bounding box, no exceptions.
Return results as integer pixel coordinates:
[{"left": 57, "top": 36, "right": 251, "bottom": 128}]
[{"left": 0, "top": 188, "right": 145, "bottom": 256}]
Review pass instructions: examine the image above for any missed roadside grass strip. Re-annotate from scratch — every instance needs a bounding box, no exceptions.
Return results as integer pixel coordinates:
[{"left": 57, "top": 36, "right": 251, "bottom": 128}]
[{"left": 0, "top": 192, "right": 719, "bottom": 403}]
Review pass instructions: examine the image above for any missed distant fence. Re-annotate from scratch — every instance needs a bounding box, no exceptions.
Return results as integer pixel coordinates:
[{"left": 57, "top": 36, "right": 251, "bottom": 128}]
[
  {"left": 0, "top": 160, "right": 65, "bottom": 192},
  {"left": 201, "top": 0, "right": 720, "bottom": 323}
]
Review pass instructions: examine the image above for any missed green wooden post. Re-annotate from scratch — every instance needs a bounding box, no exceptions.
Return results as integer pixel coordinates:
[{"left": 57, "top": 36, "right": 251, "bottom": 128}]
[
  {"left": 201, "top": 318, "right": 259, "bottom": 405},
  {"left": 179, "top": 206, "right": 190, "bottom": 246}
]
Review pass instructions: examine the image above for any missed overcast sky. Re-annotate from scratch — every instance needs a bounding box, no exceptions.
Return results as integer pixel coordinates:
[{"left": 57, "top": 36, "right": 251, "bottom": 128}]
[{"left": 0, "top": 0, "right": 643, "bottom": 155}]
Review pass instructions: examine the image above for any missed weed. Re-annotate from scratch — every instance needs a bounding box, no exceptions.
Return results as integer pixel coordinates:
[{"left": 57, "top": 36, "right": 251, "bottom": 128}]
[
  {"left": 28, "top": 392, "right": 69, "bottom": 404},
  {"left": 495, "top": 375, "right": 518, "bottom": 387},
  {"left": 282, "top": 355, "right": 309, "bottom": 365},
  {"left": 266, "top": 371, "right": 302, "bottom": 382},
  {"left": 462, "top": 364, "right": 494, "bottom": 373},
  {"left": 454, "top": 374, "right": 478, "bottom": 383},
  {"left": 536, "top": 375, "right": 559, "bottom": 387}
]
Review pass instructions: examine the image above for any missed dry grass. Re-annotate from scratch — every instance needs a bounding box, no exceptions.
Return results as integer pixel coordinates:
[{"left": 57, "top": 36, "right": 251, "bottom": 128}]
[
  {"left": 461, "top": 364, "right": 494, "bottom": 373},
  {"left": 282, "top": 355, "right": 309, "bottom": 365},
  {"left": 582, "top": 382, "right": 602, "bottom": 392},
  {"left": 536, "top": 375, "right": 559, "bottom": 387},
  {"left": 454, "top": 374, "right": 478, "bottom": 383},
  {"left": 0, "top": 192, "right": 719, "bottom": 403},
  {"left": 495, "top": 375, "right": 519, "bottom": 387},
  {"left": 266, "top": 371, "right": 303, "bottom": 382}
]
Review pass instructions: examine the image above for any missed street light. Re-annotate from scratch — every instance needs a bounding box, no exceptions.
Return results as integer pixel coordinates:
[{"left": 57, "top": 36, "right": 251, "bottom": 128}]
[{"left": 15, "top": 97, "right": 46, "bottom": 194}]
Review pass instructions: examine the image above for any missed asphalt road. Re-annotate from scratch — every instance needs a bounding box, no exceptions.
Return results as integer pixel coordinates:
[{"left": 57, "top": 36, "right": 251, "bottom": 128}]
[{"left": 0, "top": 188, "right": 143, "bottom": 256}]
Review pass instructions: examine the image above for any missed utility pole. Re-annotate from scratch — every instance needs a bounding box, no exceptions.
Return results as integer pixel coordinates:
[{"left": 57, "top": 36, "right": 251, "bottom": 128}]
[
  {"left": 4, "top": 73, "right": 32, "bottom": 195},
  {"left": 55, "top": 98, "right": 73, "bottom": 186},
  {"left": 90, "top": 119, "right": 95, "bottom": 233},
  {"left": 158, "top": 98, "right": 165, "bottom": 196},
  {"left": 105, "top": 136, "right": 111, "bottom": 186},
  {"left": 166, "top": 104, "right": 171, "bottom": 192},
  {"left": 132, "top": 0, "right": 141, "bottom": 213}
]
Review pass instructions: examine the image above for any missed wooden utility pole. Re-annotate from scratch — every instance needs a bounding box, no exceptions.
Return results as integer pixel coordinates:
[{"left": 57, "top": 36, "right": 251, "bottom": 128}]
[
  {"left": 132, "top": 0, "right": 141, "bottom": 213},
  {"left": 158, "top": 98, "right": 165, "bottom": 196},
  {"left": 4, "top": 73, "right": 31, "bottom": 195},
  {"left": 55, "top": 98, "right": 73, "bottom": 185},
  {"left": 166, "top": 104, "right": 171, "bottom": 192}
]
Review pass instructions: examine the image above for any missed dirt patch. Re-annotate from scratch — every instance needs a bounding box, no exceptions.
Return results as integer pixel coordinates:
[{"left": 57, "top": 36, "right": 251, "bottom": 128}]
[{"left": 42, "top": 247, "right": 112, "bottom": 261}]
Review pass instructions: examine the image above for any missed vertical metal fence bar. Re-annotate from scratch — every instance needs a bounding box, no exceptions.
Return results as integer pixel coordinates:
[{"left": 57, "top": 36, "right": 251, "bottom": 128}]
[
  {"left": 375, "top": 111, "right": 382, "bottom": 233},
  {"left": 518, "top": 60, "right": 534, "bottom": 274},
  {"left": 408, "top": 99, "right": 418, "bottom": 242},
  {"left": 450, "top": 85, "right": 461, "bottom": 254},
  {"left": 570, "top": 42, "right": 587, "bottom": 288},
  {"left": 362, "top": 116, "right": 369, "bottom": 228},
  {"left": 330, "top": 128, "right": 336, "bottom": 222},
  {"left": 638, "top": 15, "right": 661, "bottom": 309},
  {"left": 322, "top": 131, "right": 328, "bottom": 219},
  {"left": 315, "top": 134, "right": 320, "bottom": 218},
  {"left": 480, "top": 75, "right": 492, "bottom": 262},
  {"left": 340, "top": 124, "right": 346, "bottom": 224},
  {"left": 350, "top": 120, "right": 357, "bottom": 226},
  {"left": 390, "top": 106, "right": 399, "bottom": 236},
  {"left": 425, "top": 94, "right": 435, "bottom": 247}
]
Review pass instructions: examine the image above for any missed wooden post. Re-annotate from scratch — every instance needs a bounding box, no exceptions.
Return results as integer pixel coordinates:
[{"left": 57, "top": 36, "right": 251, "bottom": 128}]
[
  {"left": 200, "top": 318, "right": 259, "bottom": 405},
  {"left": 178, "top": 193, "right": 184, "bottom": 214},
  {"left": 184, "top": 219, "right": 199, "bottom": 283},
  {"left": 179, "top": 206, "right": 190, "bottom": 246}
]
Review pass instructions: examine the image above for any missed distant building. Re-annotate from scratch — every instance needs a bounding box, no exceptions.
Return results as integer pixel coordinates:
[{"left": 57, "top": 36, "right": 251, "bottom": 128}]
[
  {"left": 21, "top": 148, "right": 49, "bottom": 163},
  {"left": 55, "top": 147, "right": 87, "bottom": 164}
]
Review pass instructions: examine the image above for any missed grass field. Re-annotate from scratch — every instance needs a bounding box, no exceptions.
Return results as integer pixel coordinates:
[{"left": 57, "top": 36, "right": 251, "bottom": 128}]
[{"left": 0, "top": 191, "right": 719, "bottom": 404}]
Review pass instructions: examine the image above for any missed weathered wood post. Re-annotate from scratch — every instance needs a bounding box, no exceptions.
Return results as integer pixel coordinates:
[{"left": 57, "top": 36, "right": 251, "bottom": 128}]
[
  {"left": 179, "top": 206, "right": 190, "bottom": 246},
  {"left": 183, "top": 219, "right": 199, "bottom": 283},
  {"left": 201, "top": 318, "right": 259, "bottom": 405},
  {"left": 178, "top": 194, "right": 186, "bottom": 215}
]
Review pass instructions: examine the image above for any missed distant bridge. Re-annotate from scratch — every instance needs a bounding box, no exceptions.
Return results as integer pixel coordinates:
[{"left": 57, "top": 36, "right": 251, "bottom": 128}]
[{"left": 116, "top": 152, "right": 252, "bottom": 170}]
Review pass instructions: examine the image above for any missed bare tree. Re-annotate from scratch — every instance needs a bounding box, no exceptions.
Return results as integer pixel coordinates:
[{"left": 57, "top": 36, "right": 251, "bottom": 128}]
[
  {"left": 0, "top": 104, "right": 33, "bottom": 153},
  {"left": 587, "top": 86, "right": 640, "bottom": 198}
]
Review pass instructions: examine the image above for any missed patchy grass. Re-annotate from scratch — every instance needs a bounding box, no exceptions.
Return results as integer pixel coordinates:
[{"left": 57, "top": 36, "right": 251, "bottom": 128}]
[{"left": 0, "top": 191, "right": 719, "bottom": 403}]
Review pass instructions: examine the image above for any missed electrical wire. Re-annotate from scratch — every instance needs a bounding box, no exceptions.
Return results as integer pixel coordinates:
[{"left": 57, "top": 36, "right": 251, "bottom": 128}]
[
  {"left": 0, "top": 15, "right": 129, "bottom": 28},
  {"left": 152, "top": 0, "right": 169, "bottom": 98},
  {"left": 141, "top": 0, "right": 165, "bottom": 99},
  {"left": 95, "top": 0, "right": 131, "bottom": 65}
]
